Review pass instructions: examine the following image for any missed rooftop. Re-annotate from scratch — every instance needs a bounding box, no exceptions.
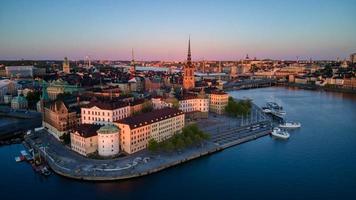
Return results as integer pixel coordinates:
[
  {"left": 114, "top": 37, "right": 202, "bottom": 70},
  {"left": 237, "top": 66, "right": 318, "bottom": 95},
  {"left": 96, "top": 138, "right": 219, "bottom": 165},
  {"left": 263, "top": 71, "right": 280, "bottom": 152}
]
[
  {"left": 74, "top": 124, "right": 101, "bottom": 138},
  {"left": 83, "top": 100, "right": 129, "bottom": 110},
  {"left": 116, "top": 107, "right": 184, "bottom": 129},
  {"left": 97, "top": 124, "right": 120, "bottom": 134}
]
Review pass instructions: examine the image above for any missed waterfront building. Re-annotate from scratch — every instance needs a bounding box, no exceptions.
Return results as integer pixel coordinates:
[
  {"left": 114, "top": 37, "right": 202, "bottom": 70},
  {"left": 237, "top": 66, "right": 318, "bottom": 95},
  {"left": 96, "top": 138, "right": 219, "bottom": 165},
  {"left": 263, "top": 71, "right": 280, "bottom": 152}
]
[
  {"left": 5, "top": 66, "right": 34, "bottom": 78},
  {"left": 343, "top": 77, "right": 356, "bottom": 89},
  {"left": 11, "top": 94, "right": 28, "bottom": 109},
  {"left": 183, "top": 37, "right": 195, "bottom": 90},
  {"left": 0, "top": 79, "right": 21, "bottom": 103},
  {"left": 81, "top": 100, "right": 131, "bottom": 125},
  {"left": 47, "top": 79, "right": 81, "bottom": 100},
  {"left": 71, "top": 124, "right": 101, "bottom": 156},
  {"left": 115, "top": 108, "right": 184, "bottom": 154},
  {"left": 43, "top": 100, "right": 79, "bottom": 139},
  {"left": 208, "top": 91, "right": 229, "bottom": 115},
  {"left": 97, "top": 124, "right": 120, "bottom": 157},
  {"left": 63, "top": 57, "right": 70, "bottom": 73}
]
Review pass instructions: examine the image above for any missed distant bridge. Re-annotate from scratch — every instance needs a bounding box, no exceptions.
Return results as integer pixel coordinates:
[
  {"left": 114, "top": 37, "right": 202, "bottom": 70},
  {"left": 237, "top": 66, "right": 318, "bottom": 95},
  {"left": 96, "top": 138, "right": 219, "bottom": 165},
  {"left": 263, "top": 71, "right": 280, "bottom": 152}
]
[{"left": 224, "top": 79, "right": 277, "bottom": 90}]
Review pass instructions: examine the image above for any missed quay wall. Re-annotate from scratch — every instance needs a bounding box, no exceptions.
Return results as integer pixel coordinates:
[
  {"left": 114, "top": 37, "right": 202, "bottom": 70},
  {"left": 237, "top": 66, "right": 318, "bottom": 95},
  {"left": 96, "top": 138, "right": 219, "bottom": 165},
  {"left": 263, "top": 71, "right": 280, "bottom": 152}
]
[
  {"left": 280, "top": 82, "right": 356, "bottom": 94},
  {"left": 27, "top": 129, "right": 270, "bottom": 181}
]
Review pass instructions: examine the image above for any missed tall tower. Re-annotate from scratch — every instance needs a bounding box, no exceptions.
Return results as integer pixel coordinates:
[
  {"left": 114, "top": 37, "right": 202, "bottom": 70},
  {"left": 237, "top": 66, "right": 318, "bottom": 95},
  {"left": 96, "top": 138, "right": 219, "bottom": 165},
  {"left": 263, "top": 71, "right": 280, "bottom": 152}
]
[
  {"left": 183, "top": 37, "right": 195, "bottom": 90},
  {"left": 130, "top": 48, "right": 136, "bottom": 74},
  {"left": 63, "top": 57, "right": 70, "bottom": 73}
]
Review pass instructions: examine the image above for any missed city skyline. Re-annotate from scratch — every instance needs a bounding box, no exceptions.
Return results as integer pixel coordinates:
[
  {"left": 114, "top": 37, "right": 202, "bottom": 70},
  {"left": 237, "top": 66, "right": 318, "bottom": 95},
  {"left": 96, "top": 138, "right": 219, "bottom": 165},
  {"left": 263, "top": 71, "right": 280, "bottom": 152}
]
[{"left": 1, "top": 0, "right": 356, "bottom": 61}]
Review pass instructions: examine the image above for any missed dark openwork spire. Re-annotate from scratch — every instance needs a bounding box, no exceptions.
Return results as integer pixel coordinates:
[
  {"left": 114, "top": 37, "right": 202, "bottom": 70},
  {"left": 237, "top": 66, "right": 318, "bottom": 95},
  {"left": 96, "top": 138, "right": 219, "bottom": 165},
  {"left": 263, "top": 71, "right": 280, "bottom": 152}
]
[{"left": 187, "top": 36, "right": 191, "bottom": 65}]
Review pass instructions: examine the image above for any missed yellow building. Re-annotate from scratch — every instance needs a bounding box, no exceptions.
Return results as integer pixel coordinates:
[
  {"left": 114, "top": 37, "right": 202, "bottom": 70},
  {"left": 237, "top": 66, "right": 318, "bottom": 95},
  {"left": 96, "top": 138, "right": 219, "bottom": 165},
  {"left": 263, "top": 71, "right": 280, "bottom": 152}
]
[
  {"left": 71, "top": 124, "right": 101, "bottom": 156},
  {"left": 115, "top": 108, "right": 184, "bottom": 154},
  {"left": 208, "top": 91, "right": 229, "bottom": 115}
]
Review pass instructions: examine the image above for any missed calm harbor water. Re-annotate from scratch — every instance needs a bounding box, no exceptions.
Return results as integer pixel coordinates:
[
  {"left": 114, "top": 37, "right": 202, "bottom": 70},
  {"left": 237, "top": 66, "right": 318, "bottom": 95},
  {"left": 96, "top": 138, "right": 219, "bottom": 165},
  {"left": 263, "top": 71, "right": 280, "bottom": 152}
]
[{"left": 1, "top": 87, "right": 356, "bottom": 200}]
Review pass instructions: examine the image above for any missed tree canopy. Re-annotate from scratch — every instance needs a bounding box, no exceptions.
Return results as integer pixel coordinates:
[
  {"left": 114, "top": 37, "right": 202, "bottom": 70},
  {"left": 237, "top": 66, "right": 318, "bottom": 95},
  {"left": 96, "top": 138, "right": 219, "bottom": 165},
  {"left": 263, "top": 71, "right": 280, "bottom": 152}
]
[
  {"left": 224, "top": 97, "right": 252, "bottom": 117},
  {"left": 147, "top": 124, "right": 210, "bottom": 153}
]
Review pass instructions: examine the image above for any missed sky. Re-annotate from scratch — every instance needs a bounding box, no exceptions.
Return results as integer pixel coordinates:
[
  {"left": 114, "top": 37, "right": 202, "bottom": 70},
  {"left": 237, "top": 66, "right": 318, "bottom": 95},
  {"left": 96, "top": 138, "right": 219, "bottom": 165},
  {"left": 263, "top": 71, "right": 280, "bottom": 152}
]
[{"left": 0, "top": 0, "right": 356, "bottom": 61}]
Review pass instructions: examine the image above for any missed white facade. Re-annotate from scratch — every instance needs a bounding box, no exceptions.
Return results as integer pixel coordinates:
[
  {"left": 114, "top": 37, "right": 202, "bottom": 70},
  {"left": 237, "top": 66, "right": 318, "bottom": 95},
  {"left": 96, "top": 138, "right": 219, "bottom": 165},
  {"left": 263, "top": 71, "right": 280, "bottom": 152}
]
[
  {"left": 97, "top": 124, "right": 120, "bottom": 157},
  {"left": 81, "top": 105, "right": 131, "bottom": 125},
  {"left": 179, "top": 98, "right": 209, "bottom": 113},
  {"left": 71, "top": 132, "right": 98, "bottom": 156},
  {"left": 152, "top": 97, "right": 209, "bottom": 114},
  {"left": 152, "top": 97, "right": 171, "bottom": 110}
]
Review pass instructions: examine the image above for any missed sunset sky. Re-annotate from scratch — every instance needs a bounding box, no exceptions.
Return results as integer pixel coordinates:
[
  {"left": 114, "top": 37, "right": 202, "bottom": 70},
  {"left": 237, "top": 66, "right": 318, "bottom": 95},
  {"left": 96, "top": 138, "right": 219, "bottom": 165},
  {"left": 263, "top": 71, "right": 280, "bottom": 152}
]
[{"left": 1, "top": 0, "right": 356, "bottom": 61}]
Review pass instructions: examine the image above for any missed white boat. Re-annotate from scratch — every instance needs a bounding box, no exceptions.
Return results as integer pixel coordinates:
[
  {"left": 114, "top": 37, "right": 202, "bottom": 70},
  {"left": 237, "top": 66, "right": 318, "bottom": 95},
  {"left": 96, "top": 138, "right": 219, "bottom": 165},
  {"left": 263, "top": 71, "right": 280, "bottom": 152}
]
[
  {"left": 271, "top": 110, "right": 286, "bottom": 118},
  {"left": 266, "top": 102, "right": 283, "bottom": 110},
  {"left": 20, "top": 150, "right": 29, "bottom": 156},
  {"left": 262, "top": 108, "right": 272, "bottom": 113},
  {"left": 271, "top": 127, "right": 290, "bottom": 139},
  {"left": 279, "top": 122, "right": 301, "bottom": 129},
  {"left": 265, "top": 102, "right": 286, "bottom": 117}
]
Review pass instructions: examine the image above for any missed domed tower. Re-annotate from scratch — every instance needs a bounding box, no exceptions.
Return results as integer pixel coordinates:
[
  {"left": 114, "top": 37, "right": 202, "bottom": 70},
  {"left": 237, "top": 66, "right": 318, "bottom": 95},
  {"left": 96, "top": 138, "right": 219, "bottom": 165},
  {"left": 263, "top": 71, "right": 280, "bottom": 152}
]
[
  {"left": 97, "top": 124, "right": 120, "bottom": 157},
  {"left": 183, "top": 37, "right": 195, "bottom": 90}
]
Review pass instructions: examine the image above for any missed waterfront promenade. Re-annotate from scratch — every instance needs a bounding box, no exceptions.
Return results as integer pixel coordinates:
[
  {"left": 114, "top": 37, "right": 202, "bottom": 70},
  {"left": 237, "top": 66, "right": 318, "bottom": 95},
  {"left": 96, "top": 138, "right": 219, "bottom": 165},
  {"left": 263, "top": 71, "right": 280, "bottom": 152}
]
[
  {"left": 24, "top": 107, "right": 271, "bottom": 181},
  {"left": 25, "top": 128, "right": 270, "bottom": 181}
]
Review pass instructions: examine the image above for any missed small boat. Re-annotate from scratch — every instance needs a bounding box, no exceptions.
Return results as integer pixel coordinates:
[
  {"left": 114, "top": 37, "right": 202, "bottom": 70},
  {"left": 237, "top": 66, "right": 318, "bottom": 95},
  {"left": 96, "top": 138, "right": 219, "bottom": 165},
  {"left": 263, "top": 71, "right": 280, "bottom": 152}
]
[
  {"left": 271, "top": 110, "right": 286, "bottom": 118},
  {"left": 279, "top": 122, "right": 301, "bottom": 129},
  {"left": 41, "top": 167, "right": 51, "bottom": 176},
  {"left": 265, "top": 102, "right": 287, "bottom": 118},
  {"left": 262, "top": 107, "right": 272, "bottom": 113},
  {"left": 20, "top": 150, "right": 29, "bottom": 156},
  {"left": 271, "top": 127, "right": 290, "bottom": 139},
  {"left": 266, "top": 102, "right": 283, "bottom": 110},
  {"left": 15, "top": 157, "right": 21, "bottom": 162}
]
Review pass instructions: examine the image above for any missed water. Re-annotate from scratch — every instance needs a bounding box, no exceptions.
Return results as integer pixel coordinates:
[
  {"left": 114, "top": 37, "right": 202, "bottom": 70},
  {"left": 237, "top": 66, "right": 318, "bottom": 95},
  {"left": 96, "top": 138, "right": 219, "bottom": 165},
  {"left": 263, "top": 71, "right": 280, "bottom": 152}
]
[{"left": 1, "top": 87, "right": 356, "bottom": 200}]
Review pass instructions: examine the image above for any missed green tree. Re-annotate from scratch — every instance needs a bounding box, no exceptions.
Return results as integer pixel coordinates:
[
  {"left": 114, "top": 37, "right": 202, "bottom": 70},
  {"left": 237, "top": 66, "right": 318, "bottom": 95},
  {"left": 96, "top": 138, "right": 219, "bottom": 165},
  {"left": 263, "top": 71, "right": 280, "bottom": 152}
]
[
  {"left": 175, "top": 137, "right": 185, "bottom": 150},
  {"left": 148, "top": 139, "right": 159, "bottom": 152},
  {"left": 225, "top": 98, "right": 251, "bottom": 117}
]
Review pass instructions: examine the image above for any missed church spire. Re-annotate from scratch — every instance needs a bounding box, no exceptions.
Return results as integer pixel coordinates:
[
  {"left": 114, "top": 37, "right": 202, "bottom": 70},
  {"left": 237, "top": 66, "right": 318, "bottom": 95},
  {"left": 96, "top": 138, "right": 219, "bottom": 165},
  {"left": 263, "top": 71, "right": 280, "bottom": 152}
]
[
  {"left": 187, "top": 36, "right": 192, "bottom": 65},
  {"left": 130, "top": 48, "right": 136, "bottom": 74}
]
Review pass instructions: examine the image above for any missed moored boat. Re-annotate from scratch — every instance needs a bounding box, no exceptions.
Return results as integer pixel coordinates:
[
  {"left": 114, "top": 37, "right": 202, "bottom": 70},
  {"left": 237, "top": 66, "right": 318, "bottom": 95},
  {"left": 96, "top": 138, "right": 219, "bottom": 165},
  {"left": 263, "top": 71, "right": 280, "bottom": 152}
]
[
  {"left": 271, "top": 127, "right": 290, "bottom": 139},
  {"left": 279, "top": 122, "right": 301, "bottom": 129},
  {"left": 262, "top": 107, "right": 272, "bottom": 113}
]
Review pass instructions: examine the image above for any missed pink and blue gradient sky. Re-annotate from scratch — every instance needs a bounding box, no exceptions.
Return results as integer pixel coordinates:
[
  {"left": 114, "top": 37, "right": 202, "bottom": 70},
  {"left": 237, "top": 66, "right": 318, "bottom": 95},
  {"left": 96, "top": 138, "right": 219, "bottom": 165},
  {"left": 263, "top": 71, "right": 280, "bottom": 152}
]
[{"left": 0, "top": 0, "right": 356, "bottom": 61}]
